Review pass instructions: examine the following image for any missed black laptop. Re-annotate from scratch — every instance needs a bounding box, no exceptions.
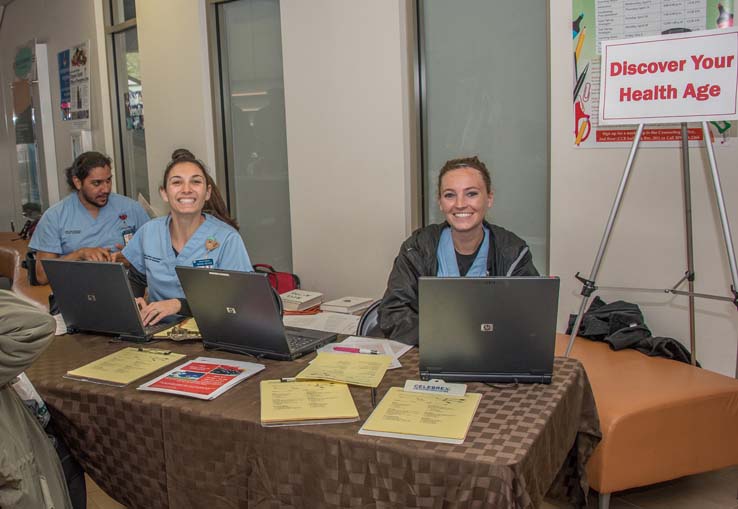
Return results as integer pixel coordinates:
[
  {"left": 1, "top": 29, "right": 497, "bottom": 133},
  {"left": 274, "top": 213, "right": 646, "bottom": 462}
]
[
  {"left": 418, "top": 276, "right": 560, "bottom": 384},
  {"left": 176, "top": 267, "right": 337, "bottom": 360},
  {"left": 41, "top": 259, "right": 182, "bottom": 342}
]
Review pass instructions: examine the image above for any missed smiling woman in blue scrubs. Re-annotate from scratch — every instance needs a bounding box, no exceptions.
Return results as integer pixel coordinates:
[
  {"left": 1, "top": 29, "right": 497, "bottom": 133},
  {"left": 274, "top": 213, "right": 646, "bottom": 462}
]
[{"left": 119, "top": 149, "right": 253, "bottom": 325}]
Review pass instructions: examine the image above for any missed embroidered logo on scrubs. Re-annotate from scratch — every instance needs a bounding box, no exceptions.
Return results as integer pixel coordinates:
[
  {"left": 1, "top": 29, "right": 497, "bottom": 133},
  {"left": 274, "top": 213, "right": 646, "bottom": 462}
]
[
  {"left": 205, "top": 236, "right": 219, "bottom": 252},
  {"left": 193, "top": 258, "right": 214, "bottom": 269},
  {"left": 64, "top": 230, "right": 82, "bottom": 235}
]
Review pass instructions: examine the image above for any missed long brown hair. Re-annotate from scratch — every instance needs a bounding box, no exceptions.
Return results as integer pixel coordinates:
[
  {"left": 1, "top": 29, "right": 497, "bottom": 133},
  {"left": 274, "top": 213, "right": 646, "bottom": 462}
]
[{"left": 162, "top": 149, "right": 239, "bottom": 230}]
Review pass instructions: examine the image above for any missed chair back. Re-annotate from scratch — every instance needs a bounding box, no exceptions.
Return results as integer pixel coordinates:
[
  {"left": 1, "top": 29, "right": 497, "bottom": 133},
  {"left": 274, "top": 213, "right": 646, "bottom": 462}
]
[{"left": 356, "top": 299, "right": 382, "bottom": 337}]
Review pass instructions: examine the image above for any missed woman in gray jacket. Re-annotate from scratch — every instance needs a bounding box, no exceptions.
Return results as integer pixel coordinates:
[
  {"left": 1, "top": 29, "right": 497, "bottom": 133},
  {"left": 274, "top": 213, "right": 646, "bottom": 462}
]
[
  {"left": 378, "top": 156, "right": 538, "bottom": 345},
  {"left": 0, "top": 291, "right": 72, "bottom": 508}
]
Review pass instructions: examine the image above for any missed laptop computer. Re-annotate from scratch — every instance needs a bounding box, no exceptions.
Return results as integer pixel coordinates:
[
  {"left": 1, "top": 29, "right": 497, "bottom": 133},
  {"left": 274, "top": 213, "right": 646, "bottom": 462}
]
[
  {"left": 419, "top": 276, "right": 560, "bottom": 384},
  {"left": 176, "top": 267, "right": 337, "bottom": 360},
  {"left": 41, "top": 259, "right": 182, "bottom": 342}
]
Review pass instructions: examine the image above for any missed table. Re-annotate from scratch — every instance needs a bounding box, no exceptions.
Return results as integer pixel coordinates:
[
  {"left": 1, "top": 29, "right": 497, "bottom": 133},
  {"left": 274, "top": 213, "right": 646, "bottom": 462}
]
[{"left": 26, "top": 334, "right": 601, "bottom": 509}]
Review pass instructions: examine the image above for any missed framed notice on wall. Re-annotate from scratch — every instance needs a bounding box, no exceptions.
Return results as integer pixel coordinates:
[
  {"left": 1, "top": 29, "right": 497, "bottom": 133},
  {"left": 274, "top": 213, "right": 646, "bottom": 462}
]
[
  {"left": 571, "top": 0, "right": 736, "bottom": 148},
  {"left": 58, "top": 41, "right": 90, "bottom": 129}
]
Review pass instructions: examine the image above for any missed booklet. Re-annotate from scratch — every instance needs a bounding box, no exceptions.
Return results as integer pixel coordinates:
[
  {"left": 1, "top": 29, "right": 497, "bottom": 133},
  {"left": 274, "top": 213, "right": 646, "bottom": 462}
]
[
  {"left": 64, "top": 347, "right": 186, "bottom": 387},
  {"left": 359, "top": 387, "right": 482, "bottom": 444},
  {"left": 295, "top": 352, "right": 392, "bottom": 388},
  {"left": 138, "top": 356, "right": 265, "bottom": 400},
  {"left": 260, "top": 379, "right": 359, "bottom": 426}
]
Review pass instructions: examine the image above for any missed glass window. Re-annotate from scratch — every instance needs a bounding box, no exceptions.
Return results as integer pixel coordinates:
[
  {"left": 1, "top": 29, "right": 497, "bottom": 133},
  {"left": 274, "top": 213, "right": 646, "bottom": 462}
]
[
  {"left": 111, "top": 0, "right": 136, "bottom": 25},
  {"left": 419, "top": 0, "right": 550, "bottom": 273},
  {"left": 215, "top": 0, "right": 292, "bottom": 271},
  {"left": 107, "top": 2, "right": 149, "bottom": 201}
]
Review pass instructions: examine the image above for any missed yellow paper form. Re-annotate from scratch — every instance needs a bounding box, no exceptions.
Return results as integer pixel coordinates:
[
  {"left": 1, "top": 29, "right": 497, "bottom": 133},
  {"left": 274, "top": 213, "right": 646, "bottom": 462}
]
[
  {"left": 65, "top": 347, "right": 186, "bottom": 386},
  {"left": 260, "top": 380, "right": 359, "bottom": 426},
  {"left": 359, "top": 387, "right": 482, "bottom": 444},
  {"left": 153, "top": 318, "right": 201, "bottom": 340},
  {"left": 296, "top": 352, "right": 392, "bottom": 388}
]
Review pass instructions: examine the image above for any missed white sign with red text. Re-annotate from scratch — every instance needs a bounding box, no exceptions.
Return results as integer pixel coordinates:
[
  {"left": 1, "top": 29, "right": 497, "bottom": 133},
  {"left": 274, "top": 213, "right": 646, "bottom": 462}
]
[{"left": 599, "top": 28, "right": 738, "bottom": 125}]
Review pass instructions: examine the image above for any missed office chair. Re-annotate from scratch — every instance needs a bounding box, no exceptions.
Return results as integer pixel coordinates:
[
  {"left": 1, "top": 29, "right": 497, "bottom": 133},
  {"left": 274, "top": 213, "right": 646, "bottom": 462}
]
[{"left": 356, "top": 299, "right": 382, "bottom": 337}]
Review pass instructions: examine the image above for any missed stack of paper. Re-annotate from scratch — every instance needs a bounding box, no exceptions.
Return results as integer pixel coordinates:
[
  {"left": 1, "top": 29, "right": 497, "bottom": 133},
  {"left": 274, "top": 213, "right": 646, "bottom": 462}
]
[
  {"left": 153, "top": 318, "right": 201, "bottom": 341},
  {"left": 318, "top": 336, "right": 414, "bottom": 369},
  {"left": 320, "top": 296, "right": 374, "bottom": 315},
  {"left": 283, "top": 312, "right": 360, "bottom": 335},
  {"left": 295, "top": 352, "right": 392, "bottom": 388},
  {"left": 138, "top": 357, "right": 265, "bottom": 400},
  {"left": 359, "top": 387, "right": 482, "bottom": 444},
  {"left": 280, "top": 289, "right": 324, "bottom": 311},
  {"left": 260, "top": 380, "right": 359, "bottom": 426},
  {"left": 64, "top": 347, "right": 186, "bottom": 387}
]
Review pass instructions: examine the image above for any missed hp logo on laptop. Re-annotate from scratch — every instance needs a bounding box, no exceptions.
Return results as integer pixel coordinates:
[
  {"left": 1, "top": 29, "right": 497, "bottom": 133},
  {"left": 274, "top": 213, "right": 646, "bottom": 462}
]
[
  {"left": 226, "top": 307, "right": 237, "bottom": 314},
  {"left": 480, "top": 323, "right": 494, "bottom": 332},
  {"left": 87, "top": 294, "right": 96, "bottom": 302}
]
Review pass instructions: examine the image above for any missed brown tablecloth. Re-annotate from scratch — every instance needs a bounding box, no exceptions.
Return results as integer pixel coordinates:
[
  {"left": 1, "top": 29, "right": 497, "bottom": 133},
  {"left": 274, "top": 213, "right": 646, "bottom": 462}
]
[{"left": 26, "top": 335, "right": 600, "bottom": 509}]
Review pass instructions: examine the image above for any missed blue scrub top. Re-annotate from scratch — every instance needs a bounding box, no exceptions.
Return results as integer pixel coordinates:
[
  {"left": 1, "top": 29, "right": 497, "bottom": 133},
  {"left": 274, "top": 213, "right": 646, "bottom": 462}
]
[
  {"left": 122, "top": 213, "right": 253, "bottom": 302},
  {"left": 29, "top": 193, "right": 151, "bottom": 255}
]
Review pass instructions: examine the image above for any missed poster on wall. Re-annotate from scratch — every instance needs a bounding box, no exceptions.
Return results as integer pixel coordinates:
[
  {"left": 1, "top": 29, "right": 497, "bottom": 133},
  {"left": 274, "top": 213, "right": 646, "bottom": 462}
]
[
  {"left": 58, "top": 41, "right": 90, "bottom": 129},
  {"left": 571, "top": 0, "right": 736, "bottom": 147}
]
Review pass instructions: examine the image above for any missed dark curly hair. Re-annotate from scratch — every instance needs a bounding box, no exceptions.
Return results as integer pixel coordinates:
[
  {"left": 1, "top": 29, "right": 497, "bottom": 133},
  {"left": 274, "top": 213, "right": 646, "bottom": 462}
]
[
  {"left": 162, "top": 149, "right": 239, "bottom": 230},
  {"left": 65, "top": 151, "right": 112, "bottom": 190},
  {"left": 437, "top": 156, "right": 492, "bottom": 196}
]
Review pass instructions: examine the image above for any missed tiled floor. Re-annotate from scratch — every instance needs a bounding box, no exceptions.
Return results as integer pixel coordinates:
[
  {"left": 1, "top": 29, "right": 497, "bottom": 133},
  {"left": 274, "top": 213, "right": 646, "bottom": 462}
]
[
  {"left": 87, "top": 466, "right": 737, "bottom": 508},
  {"left": 543, "top": 465, "right": 738, "bottom": 509}
]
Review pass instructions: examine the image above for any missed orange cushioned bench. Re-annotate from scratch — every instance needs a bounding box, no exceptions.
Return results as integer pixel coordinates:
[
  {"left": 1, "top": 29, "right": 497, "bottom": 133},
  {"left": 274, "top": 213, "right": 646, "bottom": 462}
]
[
  {"left": 555, "top": 333, "right": 738, "bottom": 509},
  {"left": 0, "top": 232, "right": 50, "bottom": 309}
]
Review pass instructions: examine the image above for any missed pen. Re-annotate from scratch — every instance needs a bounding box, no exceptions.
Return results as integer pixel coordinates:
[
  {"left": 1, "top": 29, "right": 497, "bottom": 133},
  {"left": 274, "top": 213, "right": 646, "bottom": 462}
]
[
  {"left": 280, "top": 377, "right": 297, "bottom": 382},
  {"left": 334, "top": 346, "right": 379, "bottom": 355},
  {"left": 573, "top": 63, "right": 589, "bottom": 103}
]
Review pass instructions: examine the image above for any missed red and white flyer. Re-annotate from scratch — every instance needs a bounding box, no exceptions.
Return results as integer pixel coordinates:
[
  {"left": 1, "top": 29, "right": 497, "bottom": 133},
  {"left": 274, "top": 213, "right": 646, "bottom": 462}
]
[{"left": 137, "top": 356, "right": 265, "bottom": 400}]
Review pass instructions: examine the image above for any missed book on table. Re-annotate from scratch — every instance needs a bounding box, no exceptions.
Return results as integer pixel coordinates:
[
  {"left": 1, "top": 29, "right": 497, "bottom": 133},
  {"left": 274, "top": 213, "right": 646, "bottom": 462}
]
[
  {"left": 319, "top": 296, "right": 374, "bottom": 314},
  {"left": 137, "top": 356, "right": 265, "bottom": 400},
  {"left": 280, "top": 289, "right": 324, "bottom": 311},
  {"left": 260, "top": 379, "right": 359, "bottom": 426},
  {"left": 64, "top": 347, "right": 186, "bottom": 387}
]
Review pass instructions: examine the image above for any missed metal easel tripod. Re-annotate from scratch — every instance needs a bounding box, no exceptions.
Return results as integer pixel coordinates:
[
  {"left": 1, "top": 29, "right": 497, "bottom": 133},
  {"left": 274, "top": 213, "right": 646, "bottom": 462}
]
[{"left": 564, "top": 122, "right": 738, "bottom": 377}]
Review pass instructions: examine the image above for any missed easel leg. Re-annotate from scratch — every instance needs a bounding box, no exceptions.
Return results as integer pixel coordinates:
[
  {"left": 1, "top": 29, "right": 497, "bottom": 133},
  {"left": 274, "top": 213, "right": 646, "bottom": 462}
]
[
  {"left": 680, "top": 123, "right": 697, "bottom": 366},
  {"left": 565, "top": 124, "right": 645, "bottom": 357},
  {"left": 701, "top": 122, "right": 738, "bottom": 377}
]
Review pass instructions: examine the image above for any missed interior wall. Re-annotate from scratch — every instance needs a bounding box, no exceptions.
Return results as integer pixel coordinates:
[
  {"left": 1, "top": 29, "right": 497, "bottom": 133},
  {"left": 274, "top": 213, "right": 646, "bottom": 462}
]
[
  {"left": 280, "top": 0, "right": 413, "bottom": 301},
  {"left": 549, "top": 8, "right": 738, "bottom": 376},
  {"left": 0, "top": 0, "right": 104, "bottom": 229},
  {"left": 135, "top": 0, "right": 216, "bottom": 212}
]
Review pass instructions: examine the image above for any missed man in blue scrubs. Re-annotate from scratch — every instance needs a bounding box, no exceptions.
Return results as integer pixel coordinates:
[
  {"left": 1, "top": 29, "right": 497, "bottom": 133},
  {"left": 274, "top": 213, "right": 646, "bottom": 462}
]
[{"left": 29, "top": 151, "right": 150, "bottom": 285}]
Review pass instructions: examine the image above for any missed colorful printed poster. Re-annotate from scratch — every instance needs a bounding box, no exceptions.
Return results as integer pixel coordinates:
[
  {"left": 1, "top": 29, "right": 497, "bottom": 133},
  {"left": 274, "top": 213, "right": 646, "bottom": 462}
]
[
  {"left": 59, "top": 42, "right": 90, "bottom": 128},
  {"left": 138, "top": 357, "right": 265, "bottom": 400},
  {"left": 572, "top": 0, "right": 736, "bottom": 147}
]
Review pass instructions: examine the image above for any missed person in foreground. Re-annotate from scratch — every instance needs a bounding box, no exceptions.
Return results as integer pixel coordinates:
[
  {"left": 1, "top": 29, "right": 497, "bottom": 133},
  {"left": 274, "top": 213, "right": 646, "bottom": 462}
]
[
  {"left": 0, "top": 291, "right": 73, "bottom": 508},
  {"left": 119, "top": 149, "right": 253, "bottom": 325},
  {"left": 378, "top": 156, "right": 538, "bottom": 345},
  {"left": 29, "top": 151, "right": 150, "bottom": 285}
]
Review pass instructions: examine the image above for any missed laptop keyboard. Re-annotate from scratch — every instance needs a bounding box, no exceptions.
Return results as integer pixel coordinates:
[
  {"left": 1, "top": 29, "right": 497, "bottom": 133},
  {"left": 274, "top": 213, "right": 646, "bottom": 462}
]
[{"left": 286, "top": 334, "right": 320, "bottom": 352}]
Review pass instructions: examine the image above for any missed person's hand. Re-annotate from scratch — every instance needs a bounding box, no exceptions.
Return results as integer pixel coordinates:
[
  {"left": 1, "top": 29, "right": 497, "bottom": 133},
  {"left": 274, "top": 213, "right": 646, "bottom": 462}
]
[
  {"left": 138, "top": 298, "right": 182, "bottom": 326},
  {"left": 111, "top": 251, "right": 129, "bottom": 265},
  {"left": 75, "top": 247, "right": 112, "bottom": 262}
]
